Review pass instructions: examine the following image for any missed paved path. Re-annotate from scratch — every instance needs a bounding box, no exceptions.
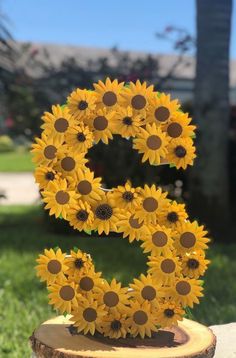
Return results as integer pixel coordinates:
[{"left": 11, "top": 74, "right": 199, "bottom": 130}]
[
  {"left": 0, "top": 172, "right": 39, "bottom": 205},
  {"left": 210, "top": 322, "right": 236, "bottom": 357}
]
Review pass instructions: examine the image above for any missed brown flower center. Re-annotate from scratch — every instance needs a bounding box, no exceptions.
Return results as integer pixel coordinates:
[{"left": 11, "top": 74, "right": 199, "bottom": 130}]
[
  {"left": 93, "top": 116, "right": 108, "bottom": 130},
  {"left": 164, "top": 308, "right": 175, "bottom": 318},
  {"left": 161, "top": 258, "right": 176, "bottom": 273},
  {"left": 129, "top": 215, "right": 143, "bottom": 229},
  {"left": 131, "top": 95, "right": 146, "bottom": 110},
  {"left": 176, "top": 281, "right": 191, "bottom": 295},
  {"left": 152, "top": 231, "right": 168, "bottom": 247},
  {"left": 167, "top": 211, "right": 179, "bottom": 223},
  {"left": 143, "top": 197, "right": 158, "bottom": 212},
  {"left": 77, "top": 180, "right": 92, "bottom": 195},
  {"left": 122, "top": 191, "right": 134, "bottom": 202},
  {"left": 146, "top": 135, "right": 162, "bottom": 150},
  {"left": 79, "top": 276, "right": 94, "bottom": 291},
  {"left": 187, "top": 258, "right": 200, "bottom": 269},
  {"left": 55, "top": 191, "right": 70, "bottom": 205},
  {"left": 47, "top": 259, "right": 61, "bottom": 274},
  {"left": 61, "top": 157, "right": 76, "bottom": 171},
  {"left": 44, "top": 145, "right": 57, "bottom": 160},
  {"left": 175, "top": 145, "right": 187, "bottom": 158},
  {"left": 103, "top": 91, "right": 117, "bottom": 106},
  {"left": 141, "top": 285, "right": 156, "bottom": 300},
  {"left": 83, "top": 307, "right": 97, "bottom": 322},
  {"left": 123, "top": 116, "right": 133, "bottom": 125},
  {"left": 74, "top": 258, "right": 84, "bottom": 269},
  {"left": 133, "top": 310, "right": 148, "bottom": 325},
  {"left": 45, "top": 171, "right": 55, "bottom": 181},
  {"left": 167, "top": 122, "right": 183, "bottom": 138},
  {"left": 155, "top": 106, "right": 170, "bottom": 122},
  {"left": 76, "top": 209, "right": 89, "bottom": 222},
  {"left": 111, "top": 320, "right": 122, "bottom": 331},
  {"left": 77, "top": 132, "right": 86, "bottom": 142},
  {"left": 103, "top": 291, "right": 119, "bottom": 307},
  {"left": 54, "top": 118, "right": 69, "bottom": 133},
  {"left": 180, "top": 232, "right": 196, "bottom": 248},
  {"left": 59, "top": 285, "right": 75, "bottom": 301},
  {"left": 95, "top": 204, "right": 113, "bottom": 220},
  {"left": 78, "top": 100, "right": 88, "bottom": 110}
]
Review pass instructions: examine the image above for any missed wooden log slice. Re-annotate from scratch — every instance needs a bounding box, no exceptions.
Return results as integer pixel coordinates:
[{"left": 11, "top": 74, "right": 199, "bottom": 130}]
[{"left": 30, "top": 315, "right": 216, "bottom": 358}]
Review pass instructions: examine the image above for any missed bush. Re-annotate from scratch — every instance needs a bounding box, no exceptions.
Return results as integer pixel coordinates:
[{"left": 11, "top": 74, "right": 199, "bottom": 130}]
[{"left": 0, "top": 135, "right": 14, "bottom": 153}]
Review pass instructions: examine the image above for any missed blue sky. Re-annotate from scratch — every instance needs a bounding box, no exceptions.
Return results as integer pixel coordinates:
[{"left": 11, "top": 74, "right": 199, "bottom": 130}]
[{"left": 1, "top": 0, "right": 236, "bottom": 58}]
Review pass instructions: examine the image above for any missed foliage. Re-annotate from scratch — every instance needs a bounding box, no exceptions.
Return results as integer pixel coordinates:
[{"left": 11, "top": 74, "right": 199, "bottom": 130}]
[
  {"left": 0, "top": 205, "right": 236, "bottom": 356},
  {"left": 0, "top": 135, "right": 14, "bottom": 152}
]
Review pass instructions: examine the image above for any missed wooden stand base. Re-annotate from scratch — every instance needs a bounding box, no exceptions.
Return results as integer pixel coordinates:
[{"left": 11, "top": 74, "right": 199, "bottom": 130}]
[{"left": 30, "top": 315, "right": 216, "bottom": 358}]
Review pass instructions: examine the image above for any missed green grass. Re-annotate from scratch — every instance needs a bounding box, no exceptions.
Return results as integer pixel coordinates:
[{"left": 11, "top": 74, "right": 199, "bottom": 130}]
[
  {"left": 0, "top": 205, "right": 236, "bottom": 357},
  {"left": 0, "top": 152, "right": 34, "bottom": 172}
]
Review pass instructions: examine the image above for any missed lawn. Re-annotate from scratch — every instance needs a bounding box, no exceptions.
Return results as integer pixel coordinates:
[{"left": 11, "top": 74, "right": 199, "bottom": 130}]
[
  {"left": 0, "top": 152, "right": 34, "bottom": 172},
  {"left": 0, "top": 205, "right": 236, "bottom": 357}
]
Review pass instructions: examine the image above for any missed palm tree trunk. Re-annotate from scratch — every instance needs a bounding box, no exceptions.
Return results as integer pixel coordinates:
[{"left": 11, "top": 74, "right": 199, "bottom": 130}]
[{"left": 189, "top": 0, "right": 232, "bottom": 239}]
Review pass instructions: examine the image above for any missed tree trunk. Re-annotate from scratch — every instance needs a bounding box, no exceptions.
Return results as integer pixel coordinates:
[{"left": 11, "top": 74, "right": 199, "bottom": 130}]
[{"left": 189, "top": 0, "right": 232, "bottom": 239}]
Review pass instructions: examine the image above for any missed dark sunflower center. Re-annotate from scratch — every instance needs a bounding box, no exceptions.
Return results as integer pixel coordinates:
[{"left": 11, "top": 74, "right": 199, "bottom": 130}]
[
  {"left": 95, "top": 204, "right": 113, "bottom": 220},
  {"left": 175, "top": 145, "right": 187, "bottom": 158},
  {"left": 111, "top": 320, "right": 122, "bottom": 331},
  {"left": 122, "top": 191, "right": 134, "bottom": 202},
  {"left": 187, "top": 258, "right": 200, "bottom": 269},
  {"left": 123, "top": 116, "right": 133, "bottom": 125},
  {"left": 78, "top": 100, "right": 88, "bottom": 110},
  {"left": 74, "top": 258, "right": 84, "bottom": 269},
  {"left": 77, "top": 132, "right": 86, "bottom": 142},
  {"left": 76, "top": 209, "right": 89, "bottom": 222},
  {"left": 164, "top": 308, "right": 175, "bottom": 318},
  {"left": 45, "top": 171, "right": 55, "bottom": 181},
  {"left": 167, "top": 211, "right": 179, "bottom": 223}
]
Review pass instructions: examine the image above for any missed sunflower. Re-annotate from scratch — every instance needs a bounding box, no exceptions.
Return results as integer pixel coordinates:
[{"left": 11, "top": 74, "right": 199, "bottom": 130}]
[
  {"left": 166, "top": 137, "right": 196, "bottom": 169},
  {"left": 48, "top": 280, "right": 78, "bottom": 314},
  {"left": 155, "top": 300, "right": 185, "bottom": 328},
  {"left": 148, "top": 254, "right": 181, "bottom": 285},
  {"left": 34, "top": 166, "right": 60, "bottom": 190},
  {"left": 134, "top": 184, "right": 168, "bottom": 225},
  {"left": 174, "top": 220, "right": 210, "bottom": 255},
  {"left": 41, "top": 104, "right": 75, "bottom": 140},
  {"left": 129, "top": 274, "right": 164, "bottom": 308},
  {"left": 117, "top": 211, "right": 150, "bottom": 242},
  {"left": 126, "top": 300, "right": 158, "bottom": 338},
  {"left": 35, "top": 248, "right": 67, "bottom": 284},
  {"left": 121, "top": 80, "right": 154, "bottom": 114},
  {"left": 67, "top": 200, "right": 94, "bottom": 232},
  {"left": 67, "top": 89, "right": 96, "bottom": 121},
  {"left": 181, "top": 251, "right": 210, "bottom": 279},
  {"left": 68, "top": 168, "right": 103, "bottom": 205},
  {"left": 146, "top": 93, "right": 180, "bottom": 125},
  {"left": 31, "top": 133, "right": 63, "bottom": 166},
  {"left": 88, "top": 108, "right": 116, "bottom": 144},
  {"left": 42, "top": 178, "right": 78, "bottom": 219},
  {"left": 110, "top": 181, "right": 141, "bottom": 211},
  {"left": 93, "top": 78, "right": 124, "bottom": 109},
  {"left": 94, "top": 279, "right": 129, "bottom": 312},
  {"left": 158, "top": 201, "right": 188, "bottom": 229},
  {"left": 76, "top": 270, "right": 103, "bottom": 297},
  {"left": 133, "top": 123, "right": 169, "bottom": 165},
  {"left": 140, "top": 224, "right": 174, "bottom": 257},
  {"left": 65, "top": 122, "right": 94, "bottom": 153},
  {"left": 112, "top": 106, "right": 143, "bottom": 137},
  {"left": 56, "top": 146, "right": 87, "bottom": 178},
  {"left": 166, "top": 278, "right": 204, "bottom": 308},
  {"left": 163, "top": 111, "right": 196, "bottom": 139},
  {"left": 71, "top": 297, "right": 106, "bottom": 335},
  {"left": 91, "top": 193, "right": 122, "bottom": 235},
  {"left": 65, "top": 249, "right": 94, "bottom": 280},
  {"left": 98, "top": 311, "right": 129, "bottom": 339}
]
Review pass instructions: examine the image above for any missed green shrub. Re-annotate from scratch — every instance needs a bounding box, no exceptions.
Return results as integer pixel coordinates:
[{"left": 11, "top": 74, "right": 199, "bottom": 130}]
[{"left": 0, "top": 135, "right": 15, "bottom": 153}]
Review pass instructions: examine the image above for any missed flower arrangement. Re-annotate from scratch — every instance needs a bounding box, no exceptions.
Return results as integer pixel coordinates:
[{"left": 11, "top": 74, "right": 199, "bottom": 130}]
[{"left": 32, "top": 78, "right": 210, "bottom": 339}]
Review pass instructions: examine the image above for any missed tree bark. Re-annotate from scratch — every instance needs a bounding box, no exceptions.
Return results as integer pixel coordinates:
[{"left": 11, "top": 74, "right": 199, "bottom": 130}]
[{"left": 189, "top": 0, "right": 232, "bottom": 239}]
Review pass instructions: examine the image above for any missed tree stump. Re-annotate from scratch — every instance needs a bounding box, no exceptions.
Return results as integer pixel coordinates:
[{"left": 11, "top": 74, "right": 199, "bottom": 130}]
[{"left": 30, "top": 315, "right": 216, "bottom": 358}]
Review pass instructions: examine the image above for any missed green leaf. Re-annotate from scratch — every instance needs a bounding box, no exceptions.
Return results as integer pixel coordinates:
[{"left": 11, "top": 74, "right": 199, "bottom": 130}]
[
  {"left": 60, "top": 104, "right": 67, "bottom": 109},
  {"left": 191, "top": 133, "right": 196, "bottom": 139},
  {"left": 184, "top": 306, "right": 195, "bottom": 320},
  {"left": 169, "top": 163, "right": 176, "bottom": 168},
  {"left": 53, "top": 246, "right": 60, "bottom": 251},
  {"left": 73, "top": 246, "right": 79, "bottom": 252},
  {"left": 84, "top": 229, "right": 92, "bottom": 235}
]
